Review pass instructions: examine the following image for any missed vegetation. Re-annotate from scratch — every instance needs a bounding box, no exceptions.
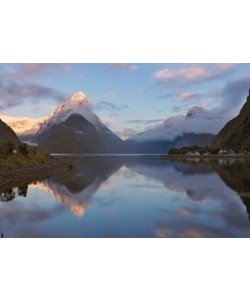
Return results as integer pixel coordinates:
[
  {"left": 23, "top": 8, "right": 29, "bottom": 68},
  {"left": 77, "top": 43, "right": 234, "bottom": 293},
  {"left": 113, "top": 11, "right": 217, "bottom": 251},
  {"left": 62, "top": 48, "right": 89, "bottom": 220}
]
[
  {"left": 168, "top": 145, "right": 220, "bottom": 155},
  {"left": 0, "top": 141, "right": 53, "bottom": 170},
  {"left": 0, "top": 141, "right": 15, "bottom": 158},
  {"left": 212, "top": 91, "right": 250, "bottom": 152}
]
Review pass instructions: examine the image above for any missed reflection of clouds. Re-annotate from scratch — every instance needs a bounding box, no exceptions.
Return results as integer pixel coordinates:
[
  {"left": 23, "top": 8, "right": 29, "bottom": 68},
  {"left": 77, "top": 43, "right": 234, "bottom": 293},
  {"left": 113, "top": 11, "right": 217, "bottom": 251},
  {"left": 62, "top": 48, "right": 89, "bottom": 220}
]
[
  {"left": 155, "top": 228, "right": 204, "bottom": 238},
  {"left": 182, "top": 229, "right": 204, "bottom": 238},
  {"left": 179, "top": 207, "right": 195, "bottom": 217},
  {"left": 127, "top": 160, "right": 250, "bottom": 237},
  {"left": 127, "top": 183, "right": 165, "bottom": 189},
  {"left": 0, "top": 200, "right": 64, "bottom": 237},
  {"left": 155, "top": 228, "right": 172, "bottom": 238},
  {"left": 2, "top": 157, "right": 250, "bottom": 237}
]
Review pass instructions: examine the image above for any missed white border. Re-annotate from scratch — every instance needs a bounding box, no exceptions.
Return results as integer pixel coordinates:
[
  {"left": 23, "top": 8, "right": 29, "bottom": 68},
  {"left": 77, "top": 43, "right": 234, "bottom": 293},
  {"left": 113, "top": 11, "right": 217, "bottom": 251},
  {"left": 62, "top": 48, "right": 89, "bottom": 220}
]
[{"left": 1, "top": 1, "right": 250, "bottom": 300}]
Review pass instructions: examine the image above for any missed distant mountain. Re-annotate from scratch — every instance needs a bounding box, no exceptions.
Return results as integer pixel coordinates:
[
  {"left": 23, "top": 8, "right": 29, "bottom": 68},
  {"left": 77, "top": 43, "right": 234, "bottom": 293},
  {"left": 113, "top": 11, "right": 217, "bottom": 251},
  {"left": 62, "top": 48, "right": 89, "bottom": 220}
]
[
  {"left": 126, "top": 106, "right": 225, "bottom": 153},
  {"left": 211, "top": 90, "right": 250, "bottom": 151},
  {"left": 36, "top": 91, "right": 124, "bottom": 153},
  {"left": 0, "top": 115, "right": 48, "bottom": 143},
  {"left": 0, "top": 118, "right": 20, "bottom": 144}
]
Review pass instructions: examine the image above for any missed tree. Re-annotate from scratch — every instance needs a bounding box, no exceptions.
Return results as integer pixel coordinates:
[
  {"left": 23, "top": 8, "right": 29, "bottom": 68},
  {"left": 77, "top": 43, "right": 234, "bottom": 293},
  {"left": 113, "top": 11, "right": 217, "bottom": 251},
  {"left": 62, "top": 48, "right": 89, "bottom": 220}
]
[{"left": 18, "top": 143, "right": 28, "bottom": 156}]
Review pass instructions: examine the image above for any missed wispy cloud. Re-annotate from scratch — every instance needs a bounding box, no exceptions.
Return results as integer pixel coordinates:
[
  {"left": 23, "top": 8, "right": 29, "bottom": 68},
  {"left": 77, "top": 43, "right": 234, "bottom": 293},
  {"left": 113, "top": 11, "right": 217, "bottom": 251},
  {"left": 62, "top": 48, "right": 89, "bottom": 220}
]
[
  {"left": 153, "top": 64, "right": 240, "bottom": 87},
  {"left": 95, "top": 100, "right": 129, "bottom": 112},
  {"left": 215, "top": 75, "right": 250, "bottom": 113},
  {"left": 153, "top": 66, "right": 206, "bottom": 80},
  {"left": 114, "top": 128, "right": 139, "bottom": 140},
  {"left": 100, "top": 117, "right": 116, "bottom": 127},
  {"left": 127, "top": 118, "right": 165, "bottom": 125},
  {"left": 180, "top": 91, "right": 201, "bottom": 101},
  {"left": 104, "top": 90, "right": 117, "bottom": 98},
  {"left": 2, "top": 63, "right": 63, "bottom": 79},
  {"left": 0, "top": 80, "right": 64, "bottom": 109},
  {"left": 107, "top": 63, "right": 139, "bottom": 73}
]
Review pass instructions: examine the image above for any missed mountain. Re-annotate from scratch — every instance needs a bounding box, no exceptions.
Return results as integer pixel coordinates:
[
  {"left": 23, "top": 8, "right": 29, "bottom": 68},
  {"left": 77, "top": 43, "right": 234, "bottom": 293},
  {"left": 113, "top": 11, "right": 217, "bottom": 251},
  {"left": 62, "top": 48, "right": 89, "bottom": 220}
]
[
  {"left": 211, "top": 90, "right": 250, "bottom": 151},
  {"left": 39, "top": 113, "right": 106, "bottom": 153},
  {"left": 36, "top": 91, "right": 124, "bottom": 153},
  {"left": 126, "top": 106, "right": 225, "bottom": 153},
  {"left": 0, "top": 115, "right": 48, "bottom": 143},
  {"left": 0, "top": 118, "right": 20, "bottom": 144}
]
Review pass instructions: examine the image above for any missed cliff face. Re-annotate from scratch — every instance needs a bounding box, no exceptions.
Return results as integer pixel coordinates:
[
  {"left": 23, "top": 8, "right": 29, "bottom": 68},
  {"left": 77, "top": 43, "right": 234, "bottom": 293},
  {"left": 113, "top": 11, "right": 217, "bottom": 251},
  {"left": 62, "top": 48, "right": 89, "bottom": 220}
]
[
  {"left": 0, "top": 119, "right": 20, "bottom": 144},
  {"left": 212, "top": 90, "right": 250, "bottom": 151}
]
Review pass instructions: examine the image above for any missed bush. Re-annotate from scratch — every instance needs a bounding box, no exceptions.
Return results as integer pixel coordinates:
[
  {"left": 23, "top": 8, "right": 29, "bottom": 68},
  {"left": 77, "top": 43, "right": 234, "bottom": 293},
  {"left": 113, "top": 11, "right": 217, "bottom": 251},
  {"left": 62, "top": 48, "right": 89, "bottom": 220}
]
[
  {"left": 18, "top": 143, "right": 28, "bottom": 156},
  {"left": 0, "top": 141, "right": 14, "bottom": 159}
]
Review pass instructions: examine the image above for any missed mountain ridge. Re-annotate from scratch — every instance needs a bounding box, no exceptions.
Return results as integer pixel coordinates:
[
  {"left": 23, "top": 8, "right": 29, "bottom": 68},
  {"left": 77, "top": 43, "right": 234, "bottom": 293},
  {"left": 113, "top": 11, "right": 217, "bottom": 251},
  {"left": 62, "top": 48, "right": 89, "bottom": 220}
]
[
  {"left": 0, "top": 118, "right": 20, "bottom": 144},
  {"left": 211, "top": 90, "right": 250, "bottom": 151}
]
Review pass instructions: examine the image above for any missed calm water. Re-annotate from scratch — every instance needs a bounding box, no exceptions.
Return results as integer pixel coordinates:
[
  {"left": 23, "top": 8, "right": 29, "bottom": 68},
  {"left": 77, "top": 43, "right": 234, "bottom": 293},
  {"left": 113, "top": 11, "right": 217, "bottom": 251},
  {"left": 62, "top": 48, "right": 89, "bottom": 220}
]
[{"left": 1, "top": 156, "right": 250, "bottom": 237}]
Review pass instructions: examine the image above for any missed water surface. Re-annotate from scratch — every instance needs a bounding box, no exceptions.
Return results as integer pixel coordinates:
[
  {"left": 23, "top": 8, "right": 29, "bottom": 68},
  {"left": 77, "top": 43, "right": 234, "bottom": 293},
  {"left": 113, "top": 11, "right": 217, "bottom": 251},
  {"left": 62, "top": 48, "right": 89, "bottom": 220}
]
[{"left": 1, "top": 156, "right": 250, "bottom": 237}]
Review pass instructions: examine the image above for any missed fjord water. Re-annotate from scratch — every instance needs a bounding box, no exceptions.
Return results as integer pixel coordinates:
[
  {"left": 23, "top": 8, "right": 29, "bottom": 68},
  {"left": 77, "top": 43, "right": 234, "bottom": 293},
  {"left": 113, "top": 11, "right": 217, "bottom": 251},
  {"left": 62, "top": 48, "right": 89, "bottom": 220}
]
[{"left": 1, "top": 156, "right": 250, "bottom": 237}]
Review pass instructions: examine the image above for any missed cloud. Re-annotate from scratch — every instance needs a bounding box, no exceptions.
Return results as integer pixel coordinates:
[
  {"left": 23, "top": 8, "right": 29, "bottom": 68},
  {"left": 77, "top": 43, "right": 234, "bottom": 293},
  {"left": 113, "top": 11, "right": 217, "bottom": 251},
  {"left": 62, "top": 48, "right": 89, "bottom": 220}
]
[
  {"left": 216, "top": 75, "right": 250, "bottom": 113},
  {"left": 114, "top": 128, "right": 139, "bottom": 140},
  {"left": 95, "top": 100, "right": 129, "bottom": 112},
  {"left": 100, "top": 117, "right": 116, "bottom": 127},
  {"left": 104, "top": 90, "right": 117, "bottom": 98},
  {"left": 153, "top": 64, "right": 240, "bottom": 87},
  {"left": 0, "top": 80, "right": 64, "bottom": 108},
  {"left": 154, "top": 68, "right": 173, "bottom": 79},
  {"left": 178, "top": 66, "right": 206, "bottom": 79},
  {"left": 153, "top": 66, "right": 206, "bottom": 80},
  {"left": 107, "top": 63, "right": 139, "bottom": 73},
  {"left": 127, "top": 118, "right": 165, "bottom": 125},
  {"left": 157, "top": 93, "right": 175, "bottom": 100},
  {"left": 2, "top": 63, "right": 62, "bottom": 79},
  {"left": 180, "top": 91, "right": 201, "bottom": 101}
]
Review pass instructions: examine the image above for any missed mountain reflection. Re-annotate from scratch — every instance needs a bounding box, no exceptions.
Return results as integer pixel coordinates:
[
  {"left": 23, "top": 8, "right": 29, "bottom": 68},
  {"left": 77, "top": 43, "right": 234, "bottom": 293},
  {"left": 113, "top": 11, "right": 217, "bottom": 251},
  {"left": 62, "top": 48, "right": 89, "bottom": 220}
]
[
  {"left": 1, "top": 156, "right": 250, "bottom": 237},
  {"left": 125, "top": 158, "right": 250, "bottom": 237},
  {"left": 36, "top": 157, "right": 124, "bottom": 217}
]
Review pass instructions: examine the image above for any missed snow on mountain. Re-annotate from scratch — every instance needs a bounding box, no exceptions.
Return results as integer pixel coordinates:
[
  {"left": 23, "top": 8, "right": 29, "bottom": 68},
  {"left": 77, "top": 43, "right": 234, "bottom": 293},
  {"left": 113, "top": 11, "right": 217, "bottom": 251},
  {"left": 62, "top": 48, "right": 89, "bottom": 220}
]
[
  {"left": 0, "top": 115, "right": 49, "bottom": 142},
  {"left": 128, "top": 106, "right": 226, "bottom": 142},
  {"left": 34, "top": 91, "right": 101, "bottom": 139},
  {"left": 162, "top": 115, "right": 185, "bottom": 127},
  {"left": 34, "top": 91, "right": 124, "bottom": 152},
  {"left": 185, "top": 106, "right": 207, "bottom": 119}
]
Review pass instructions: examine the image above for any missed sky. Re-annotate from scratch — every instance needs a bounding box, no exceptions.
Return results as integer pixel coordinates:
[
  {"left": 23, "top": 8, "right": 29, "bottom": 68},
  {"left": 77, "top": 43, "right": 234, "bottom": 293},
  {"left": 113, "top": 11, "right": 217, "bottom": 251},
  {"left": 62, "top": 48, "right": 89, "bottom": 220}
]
[{"left": 0, "top": 63, "right": 250, "bottom": 139}]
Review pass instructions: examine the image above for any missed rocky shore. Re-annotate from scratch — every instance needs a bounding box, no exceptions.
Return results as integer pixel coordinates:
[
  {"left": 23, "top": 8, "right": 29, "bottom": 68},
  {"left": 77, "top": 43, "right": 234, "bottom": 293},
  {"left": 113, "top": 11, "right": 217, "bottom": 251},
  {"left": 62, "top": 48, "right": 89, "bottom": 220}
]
[{"left": 0, "top": 161, "right": 69, "bottom": 191}]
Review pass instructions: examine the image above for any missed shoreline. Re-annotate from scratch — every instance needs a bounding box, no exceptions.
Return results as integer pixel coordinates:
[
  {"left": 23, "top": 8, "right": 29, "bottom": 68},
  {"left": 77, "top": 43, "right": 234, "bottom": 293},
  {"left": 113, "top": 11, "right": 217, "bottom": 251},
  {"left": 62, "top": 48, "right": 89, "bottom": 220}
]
[
  {"left": 0, "top": 161, "right": 68, "bottom": 191},
  {"left": 167, "top": 154, "right": 250, "bottom": 160}
]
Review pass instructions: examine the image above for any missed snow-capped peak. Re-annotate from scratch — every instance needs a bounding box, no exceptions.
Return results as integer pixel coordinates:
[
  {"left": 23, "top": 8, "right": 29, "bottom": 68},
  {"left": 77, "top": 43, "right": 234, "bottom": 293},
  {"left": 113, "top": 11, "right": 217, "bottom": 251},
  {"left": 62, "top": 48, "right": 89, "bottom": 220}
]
[
  {"left": 0, "top": 114, "right": 49, "bottom": 142},
  {"left": 34, "top": 91, "right": 101, "bottom": 139},
  {"left": 186, "top": 106, "right": 223, "bottom": 120},
  {"left": 128, "top": 106, "right": 226, "bottom": 142},
  {"left": 70, "top": 91, "right": 89, "bottom": 104},
  {"left": 51, "top": 91, "right": 97, "bottom": 124},
  {"left": 185, "top": 106, "right": 207, "bottom": 119}
]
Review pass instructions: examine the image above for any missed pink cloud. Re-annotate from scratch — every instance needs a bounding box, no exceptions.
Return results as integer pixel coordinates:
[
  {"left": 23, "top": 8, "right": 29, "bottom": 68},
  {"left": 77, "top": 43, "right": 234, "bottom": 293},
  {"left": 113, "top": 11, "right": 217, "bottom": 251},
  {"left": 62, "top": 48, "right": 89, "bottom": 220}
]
[
  {"left": 108, "top": 63, "right": 139, "bottom": 73},
  {"left": 180, "top": 91, "right": 197, "bottom": 100},
  {"left": 217, "top": 63, "right": 240, "bottom": 71},
  {"left": 2, "top": 63, "right": 62, "bottom": 78},
  {"left": 153, "top": 66, "right": 206, "bottom": 81},
  {"left": 178, "top": 66, "right": 205, "bottom": 79},
  {"left": 153, "top": 68, "right": 173, "bottom": 79}
]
